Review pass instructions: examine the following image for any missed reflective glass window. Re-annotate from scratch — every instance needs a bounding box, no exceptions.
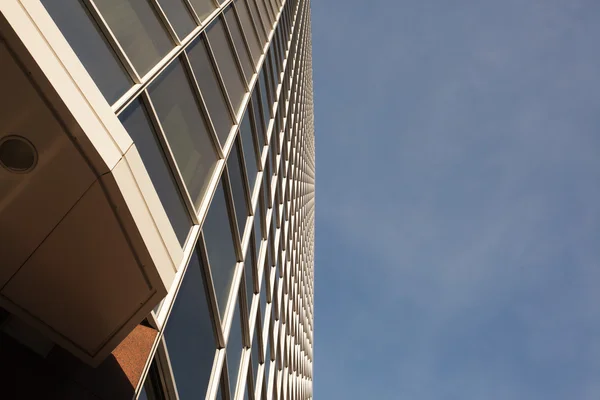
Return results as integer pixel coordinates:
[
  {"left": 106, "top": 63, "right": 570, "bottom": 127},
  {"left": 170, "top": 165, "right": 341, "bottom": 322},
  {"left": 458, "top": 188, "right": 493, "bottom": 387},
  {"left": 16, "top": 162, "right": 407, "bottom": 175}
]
[
  {"left": 188, "top": 0, "right": 217, "bottom": 21},
  {"left": 94, "top": 0, "right": 173, "bottom": 77},
  {"left": 203, "top": 181, "right": 238, "bottom": 317},
  {"left": 40, "top": 0, "right": 131, "bottom": 104},
  {"left": 207, "top": 19, "right": 247, "bottom": 114},
  {"left": 157, "top": 0, "right": 196, "bottom": 40},
  {"left": 246, "top": 0, "right": 267, "bottom": 43},
  {"left": 187, "top": 37, "right": 233, "bottom": 146},
  {"left": 224, "top": 6, "right": 254, "bottom": 84},
  {"left": 234, "top": 0, "right": 263, "bottom": 62},
  {"left": 260, "top": 270, "right": 267, "bottom": 327},
  {"left": 228, "top": 139, "right": 249, "bottom": 239},
  {"left": 258, "top": 70, "right": 272, "bottom": 128},
  {"left": 251, "top": 91, "right": 266, "bottom": 149},
  {"left": 244, "top": 246, "right": 256, "bottom": 310},
  {"left": 227, "top": 299, "right": 244, "bottom": 397},
  {"left": 119, "top": 99, "right": 192, "bottom": 246},
  {"left": 255, "top": 0, "right": 273, "bottom": 31},
  {"left": 239, "top": 111, "right": 259, "bottom": 193},
  {"left": 164, "top": 251, "right": 215, "bottom": 400},
  {"left": 251, "top": 321, "right": 260, "bottom": 383},
  {"left": 149, "top": 58, "right": 217, "bottom": 208}
]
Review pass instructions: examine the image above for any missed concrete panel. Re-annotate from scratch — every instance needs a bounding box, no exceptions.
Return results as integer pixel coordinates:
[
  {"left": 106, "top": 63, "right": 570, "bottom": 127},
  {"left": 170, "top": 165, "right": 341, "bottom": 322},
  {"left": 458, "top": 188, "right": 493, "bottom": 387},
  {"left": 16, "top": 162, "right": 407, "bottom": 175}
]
[
  {"left": 1, "top": 179, "right": 152, "bottom": 356},
  {"left": 0, "top": 40, "right": 96, "bottom": 287}
]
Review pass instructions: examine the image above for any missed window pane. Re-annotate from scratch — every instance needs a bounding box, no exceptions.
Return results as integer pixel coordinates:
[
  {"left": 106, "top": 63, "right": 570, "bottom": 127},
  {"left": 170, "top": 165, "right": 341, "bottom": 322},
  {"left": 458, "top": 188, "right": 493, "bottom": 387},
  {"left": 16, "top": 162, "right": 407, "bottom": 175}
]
[
  {"left": 207, "top": 19, "right": 247, "bottom": 115},
  {"left": 251, "top": 90, "right": 266, "bottom": 149},
  {"left": 258, "top": 70, "right": 272, "bottom": 128},
  {"left": 260, "top": 269, "right": 267, "bottom": 326},
  {"left": 149, "top": 58, "right": 217, "bottom": 208},
  {"left": 187, "top": 0, "right": 216, "bottom": 21},
  {"left": 251, "top": 322, "right": 260, "bottom": 384},
  {"left": 119, "top": 99, "right": 192, "bottom": 246},
  {"left": 268, "top": 49, "right": 279, "bottom": 92},
  {"left": 164, "top": 251, "right": 215, "bottom": 400},
  {"left": 224, "top": 6, "right": 254, "bottom": 84},
  {"left": 247, "top": 0, "right": 267, "bottom": 40},
  {"left": 228, "top": 140, "right": 249, "bottom": 238},
  {"left": 187, "top": 37, "right": 233, "bottom": 146},
  {"left": 258, "top": 0, "right": 274, "bottom": 27},
  {"left": 234, "top": 0, "right": 262, "bottom": 64},
  {"left": 93, "top": 0, "right": 173, "bottom": 77},
  {"left": 227, "top": 299, "right": 244, "bottom": 397},
  {"left": 40, "top": 0, "right": 131, "bottom": 104},
  {"left": 239, "top": 112, "right": 259, "bottom": 193},
  {"left": 244, "top": 248, "right": 255, "bottom": 311},
  {"left": 156, "top": 0, "right": 196, "bottom": 40},
  {"left": 203, "top": 181, "right": 238, "bottom": 317}
]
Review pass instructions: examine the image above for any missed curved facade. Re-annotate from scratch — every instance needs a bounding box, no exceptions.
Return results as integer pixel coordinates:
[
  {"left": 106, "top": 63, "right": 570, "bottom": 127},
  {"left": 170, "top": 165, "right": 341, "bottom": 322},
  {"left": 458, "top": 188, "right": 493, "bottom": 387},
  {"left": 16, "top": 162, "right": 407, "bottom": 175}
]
[{"left": 0, "top": 0, "right": 314, "bottom": 398}]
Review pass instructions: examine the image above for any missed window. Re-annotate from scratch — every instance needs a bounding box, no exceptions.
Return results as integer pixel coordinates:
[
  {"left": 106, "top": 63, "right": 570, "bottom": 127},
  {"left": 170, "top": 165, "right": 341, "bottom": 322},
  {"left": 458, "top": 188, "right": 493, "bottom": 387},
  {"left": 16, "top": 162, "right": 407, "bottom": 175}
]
[
  {"left": 227, "top": 139, "right": 250, "bottom": 239},
  {"left": 227, "top": 297, "right": 244, "bottom": 397},
  {"left": 202, "top": 181, "right": 238, "bottom": 318},
  {"left": 188, "top": 0, "right": 217, "bottom": 21},
  {"left": 224, "top": 6, "right": 254, "bottom": 84},
  {"left": 119, "top": 99, "right": 192, "bottom": 246},
  {"left": 149, "top": 58, "right": 217, "bottom": 209},
  {"left": 239, "top": 111, "right": 259, "bottom": 193},
  {"left": 93, "top": 0, "right": 173, "bottom": 77},
  {"left": 40, "top": 0, "right": 131, "bottom": 104},
  {"left": 207, "top": 18, "right": 247, "bottom": 115},
  {"left": 164, "top": 251, "right": 216, "bottom": 399},
  {"left": 186, "top": 37, "right": 233, "bottom": 146},
  {"left": 234, "top": 0, "right": 263, "bottom": 63},
  {"left": 156, "top": 0, "right": 196, "bottom": 40}
]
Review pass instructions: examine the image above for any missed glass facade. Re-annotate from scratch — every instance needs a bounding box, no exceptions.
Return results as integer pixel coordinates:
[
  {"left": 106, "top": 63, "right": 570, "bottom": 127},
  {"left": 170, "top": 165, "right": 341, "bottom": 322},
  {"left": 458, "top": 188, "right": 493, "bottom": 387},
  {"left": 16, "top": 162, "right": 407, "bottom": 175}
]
[{"left": 41, "top": 0, "right": 314, "bottom": 398}]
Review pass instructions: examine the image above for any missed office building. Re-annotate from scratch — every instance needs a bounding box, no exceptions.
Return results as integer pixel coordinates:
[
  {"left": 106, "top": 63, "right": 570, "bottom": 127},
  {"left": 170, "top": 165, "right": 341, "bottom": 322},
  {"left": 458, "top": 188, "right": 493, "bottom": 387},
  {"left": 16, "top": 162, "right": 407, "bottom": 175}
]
[{"left": 0, "top": 0, "right": 314, "bottom": 398}]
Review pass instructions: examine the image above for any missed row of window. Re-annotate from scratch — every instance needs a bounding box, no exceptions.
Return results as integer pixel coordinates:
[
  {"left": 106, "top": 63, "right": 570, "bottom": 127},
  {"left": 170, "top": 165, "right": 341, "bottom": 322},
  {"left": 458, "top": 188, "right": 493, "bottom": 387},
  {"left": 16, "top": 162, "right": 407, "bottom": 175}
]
[
  {"left": 42, "top": 0, "right": 285, "bottom": 106},
  {"left": 133, "top": 0, "right": 314, "bottom": 398},
  {"left": 111, "top": 0, "right": 297, "bottom": 250}
]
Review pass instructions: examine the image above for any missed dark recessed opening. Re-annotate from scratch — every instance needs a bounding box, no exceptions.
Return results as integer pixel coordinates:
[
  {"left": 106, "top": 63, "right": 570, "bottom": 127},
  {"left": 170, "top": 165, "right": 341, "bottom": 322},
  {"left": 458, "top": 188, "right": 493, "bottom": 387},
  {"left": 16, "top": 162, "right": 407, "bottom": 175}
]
[{"left": 0, "top": 136, "right": 37, "bottom": 173}]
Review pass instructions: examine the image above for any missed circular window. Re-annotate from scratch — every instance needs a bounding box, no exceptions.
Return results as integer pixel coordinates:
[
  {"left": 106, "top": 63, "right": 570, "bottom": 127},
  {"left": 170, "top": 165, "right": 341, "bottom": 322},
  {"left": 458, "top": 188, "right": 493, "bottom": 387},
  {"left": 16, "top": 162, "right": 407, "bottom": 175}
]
[{"left": 0, "top": 136, "right": 38, "bottom": 173}]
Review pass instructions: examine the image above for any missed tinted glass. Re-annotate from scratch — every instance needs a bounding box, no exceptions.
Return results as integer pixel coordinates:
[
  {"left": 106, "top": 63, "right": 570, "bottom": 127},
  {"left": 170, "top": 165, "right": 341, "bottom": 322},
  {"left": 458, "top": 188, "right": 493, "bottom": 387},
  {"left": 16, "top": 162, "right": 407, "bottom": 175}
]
[
  {"left": 157, "top": 0, "right": 196, "bottom": 40},
  {"left": 207, "top": 19, "right": 247, "bottom": 114},
  {"left": 251, "top": 327, "right": 260, "bottom": 384},
  {"left": 246, "top": 0, "right": 267, "bottom": 43},
  {"left": 263, "top": 169, "right": 270, "bottom": 212},
  {"left": 202, "top": 181, "right": 238, "bottom": 317},
  {"left": 233, "top": 0, "right": 262, "bottom": 64},
  {"left": 188, "top": 0, "right": 216, "bottom": 21},
  {"left": 164, "top": 251, "right": 215, "bottom": 399},
  {"left": 264, "top": 337, "right": 271, "bottom": 381},
  {"left": 260, "top": 270, "right": 267, "bottom": 327},
  {"left": 40, "top": 0, "right": 131, "bottom": 104},
  {"left": 94, "top": 0, "right": 173, "bottom": 77},
  {"left": 224, "top": 6, "right": 254, "bottom": 84},
  {"left": 268, "top": 49, "right": 279, "bottom": 91},
  {"left": 187, "top": 37, "right": 233, "bottom": 146},
  {"left": 258, "top": 71, "right": 272, "bottom": 128},
  {"left": 149, "top": 59, "right": 217, "bottom": 208},
  {"left": 258, "top": 0, "right": 274, "bottom": 28},
  {"left": 239, "top": 112, "right": 259, "bottom": 193},
  {"left": 227, "top": 299, "right": 244, "bottom": 397},
  {"left": 228, "top": 140, "right": 249, "bottom": 238},
  {"left": 244, "top": 251, "right": 255, "bottom": 310},
  {"left": 251, "top": 90, "right": 266, "bottom": 148},
  {"left": 119, "top": 99, "right": 192, "bottom": 246}
]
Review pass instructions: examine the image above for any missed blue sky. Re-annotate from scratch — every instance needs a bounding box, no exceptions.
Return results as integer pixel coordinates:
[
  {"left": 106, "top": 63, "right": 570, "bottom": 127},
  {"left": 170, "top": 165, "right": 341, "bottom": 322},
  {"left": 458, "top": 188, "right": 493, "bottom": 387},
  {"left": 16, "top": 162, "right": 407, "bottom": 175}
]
[{"left": 312, "top": 1, "right": 600, "bottom": 398}]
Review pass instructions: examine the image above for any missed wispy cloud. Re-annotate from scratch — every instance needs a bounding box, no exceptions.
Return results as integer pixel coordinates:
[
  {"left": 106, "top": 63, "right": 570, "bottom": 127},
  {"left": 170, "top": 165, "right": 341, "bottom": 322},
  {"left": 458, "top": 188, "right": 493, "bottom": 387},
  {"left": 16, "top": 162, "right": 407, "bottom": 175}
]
[{"left": 313, "top": 0, "right": 600, "bottom": 398}]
